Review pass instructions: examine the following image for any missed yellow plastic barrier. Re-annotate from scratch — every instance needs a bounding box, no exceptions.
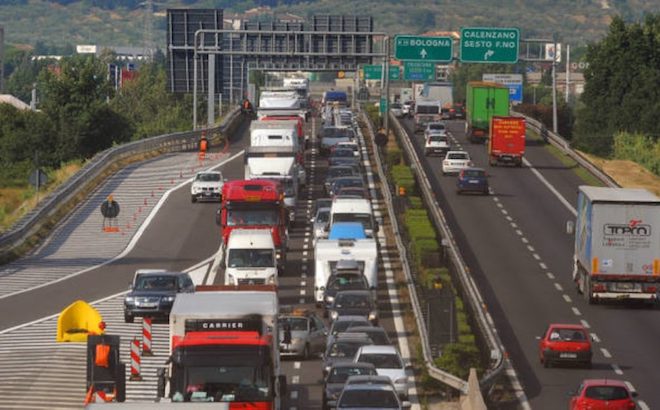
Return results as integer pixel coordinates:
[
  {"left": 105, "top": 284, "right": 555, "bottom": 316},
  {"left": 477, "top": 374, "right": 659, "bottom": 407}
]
[{"left": 56, "top": 300, "right": 105, "bottom": 343}]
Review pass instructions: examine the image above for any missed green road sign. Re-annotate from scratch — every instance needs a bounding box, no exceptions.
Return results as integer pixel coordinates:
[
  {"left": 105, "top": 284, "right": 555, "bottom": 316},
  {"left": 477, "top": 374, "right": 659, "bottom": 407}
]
[
  {"left": 363, "top": 65, "right": 400, "bottom": 80},
  {"left": 403, "top": 61, "right": 435, "bottom": 81},
  {"left": 460, "top": 27, "right": 520, "bottom": 63},
  {"left": 379, "top": 97, "right": 388, "bottom": 115},
  {"left": 394, "top": 35, "right": 453, "bottom": 62}
]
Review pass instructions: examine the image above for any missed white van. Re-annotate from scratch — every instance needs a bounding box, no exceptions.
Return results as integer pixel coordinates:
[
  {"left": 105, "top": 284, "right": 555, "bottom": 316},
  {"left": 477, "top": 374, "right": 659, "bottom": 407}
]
[
  {"left": 329, "top": 198, "right": 378, "bottom": 238},
  {"left": 224, "top": 229, "right": 278, "bottom": 286},
  {"left": 250, "top": 120, "right": 300, "bottom": 151}
]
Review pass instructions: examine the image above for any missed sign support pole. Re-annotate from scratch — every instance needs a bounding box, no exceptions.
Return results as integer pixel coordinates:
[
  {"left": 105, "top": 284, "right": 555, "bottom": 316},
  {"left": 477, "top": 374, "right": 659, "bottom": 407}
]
[
  {"left": 208, "top": 54, "right": 215, "bottom": 128},
  {"left": 552, "top": 34, "right": 558, "bottom": 134},
  {"left": 193, "top": 45, "right": 198, "bottom": 130},
  {"left": 384, "top": 36, "right": 390, "bottom": 137}
]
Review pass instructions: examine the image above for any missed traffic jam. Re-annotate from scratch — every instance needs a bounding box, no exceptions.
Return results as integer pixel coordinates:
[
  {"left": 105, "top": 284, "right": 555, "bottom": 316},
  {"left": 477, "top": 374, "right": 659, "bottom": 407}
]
[{"left": 87, "top": 79, "right": 412, "bottom": 409}]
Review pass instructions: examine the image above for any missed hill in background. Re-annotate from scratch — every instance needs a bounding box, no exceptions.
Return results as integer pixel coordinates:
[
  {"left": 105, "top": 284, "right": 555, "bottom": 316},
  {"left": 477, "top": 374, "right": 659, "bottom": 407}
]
[{"left": 0, "top": 0, "right": 658, "bottom": 51}]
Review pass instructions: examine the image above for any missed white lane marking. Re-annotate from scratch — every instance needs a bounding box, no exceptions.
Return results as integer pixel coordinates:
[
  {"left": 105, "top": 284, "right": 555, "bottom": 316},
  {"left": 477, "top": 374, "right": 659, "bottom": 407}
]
[
  {"left": 580, "top": 320, "right": 590, "bottom": 329},
  {"left": 299, "top": 298, "right": 305, "bottom": 304},
  {"left": 290, "top": 390, "right": 299, "bottom": 400},
  {"left": 300, "top": 289, "right": 306, "bottom": 296},
  {"left": 590, "top": 333, "right": 600, "bottom": 343},
  {"left": 301, "top": 281, "right": 306, "bottom": 287},
  {"left": 547, "top": 272, "right": 555, "bottom": 280},
  {"left": 501, "top": 209, "right": 508, "bottom": 215},
  {"left": 515, "top": 229, "right": 523, "bottom": 236},
  {"left": 0, "top": 149, "right": 245, "bottom": 302},
  {"left": 496, "top": 202, "right": 503, "bottom": 208},
  {"left": 572, "top": 307, "right": 581, "bottom": 316},
  {"left": 521, "top": 237, "right": 529, "bottom": 244},
  {"left": 187, "top": 262, "right": 211, "bottom": 285},
  {"left": 539, "top": 262, "right": 547, "bottom": 270},
  {"left": 563, "top": 294, "right": 572, "bottom": 303},
  {"left": 624, "top": 381, "right": 636, "bottom": 394},
  {"left": 294, "top": 362, "right": 301, "bottom": 369},
  {"left": 554, "top": 283, "right": 563, "bottom": 291},
  {"left": 291, "top": 375, "right": 300, "bottom": 384},
  {"left": 612, "top": 364, "right": 623, "bottom": 375},
  {"left": 523, "top": 157, "right": 577, "bottom": 216},
  {"left": 601, "top": 348, "right": 612, "bottom": 358},
  {"left": 527, "top": 245, "right": 535, "bottom": 252},
  {"left": 511, "top": 222, "right": 518, "bottom": 228},
  {"left": 638, "top": 401, "right": 650, "bottom": 410},
  {"left": 532, "top": 253, "right": 541, "bottom": 260},
  {"left": 505, "top": 215, "right": 513, "bottom": 222},
  {"left": 493, "top": 197, "right": 500, "bottom": 202}
]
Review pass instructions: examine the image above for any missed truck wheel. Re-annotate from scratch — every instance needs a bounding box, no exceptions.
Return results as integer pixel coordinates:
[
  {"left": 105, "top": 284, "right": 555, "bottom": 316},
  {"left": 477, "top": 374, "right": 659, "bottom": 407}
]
[{"left": 583, "top": 275, "right": 594, "bottom": 304}]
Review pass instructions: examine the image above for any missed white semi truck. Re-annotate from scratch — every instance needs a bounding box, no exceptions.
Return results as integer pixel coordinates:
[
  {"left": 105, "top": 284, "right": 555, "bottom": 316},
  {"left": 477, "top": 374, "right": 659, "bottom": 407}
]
[{"left": 572, "top": 186, "right": 660, "bottom": 304}]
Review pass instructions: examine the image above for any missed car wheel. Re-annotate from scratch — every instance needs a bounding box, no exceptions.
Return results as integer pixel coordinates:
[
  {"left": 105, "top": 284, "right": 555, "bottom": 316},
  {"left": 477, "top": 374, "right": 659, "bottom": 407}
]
[
  {"left": 124, "top": 313, "right": 134, "bottom": 323},
  {"left": 191, "top": 196, "right": 197, "bottom": 203}
]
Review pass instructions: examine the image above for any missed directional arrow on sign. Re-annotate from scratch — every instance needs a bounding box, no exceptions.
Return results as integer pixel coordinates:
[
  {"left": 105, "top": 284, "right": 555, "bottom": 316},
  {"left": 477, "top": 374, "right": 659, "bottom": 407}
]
[
  {"left": 420, "top": 49, "right": 428, "bottom": 59},
  {"left": 484, "top": 50, "right": 495, "bottom": 60}
]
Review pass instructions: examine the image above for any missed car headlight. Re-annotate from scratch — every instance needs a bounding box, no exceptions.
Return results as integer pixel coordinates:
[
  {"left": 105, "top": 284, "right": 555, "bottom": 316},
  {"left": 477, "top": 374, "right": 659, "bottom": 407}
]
[
  {"left": 324, "top": 365, "right": 331, "bottom": 374},
  {"left": 267, "top": 275, "right": 276, "bottom": 284},
  {"left": 227, "top": 274, "right": 235, "bottom": 285},
  {"left": 125, "top": 296, "right": 135, "bottom": 303},
  {"left": 276, "top": 253, "right": 281, "bottom": 260},
  {"left": 394, "top": 377, "right": 408, "bottom": 384},
  {"left": 368, "top": 311, "right": 377, "bottom": 321},
  {"left": 163, "top": 296, "right": 175, "bottom": 302},
  {"left": 325, "top": 295, "right": 335, "bottom": 304},
  {"left": 330, "top": 311, "right": 339, "bottom": 320}
]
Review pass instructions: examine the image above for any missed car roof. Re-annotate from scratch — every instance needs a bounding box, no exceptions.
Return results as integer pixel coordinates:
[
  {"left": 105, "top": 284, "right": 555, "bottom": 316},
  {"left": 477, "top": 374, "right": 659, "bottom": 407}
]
[
  {"left": 316, "top": 207, "right": 331, "bottom": 215},
  {"left": 346, "top": 375, "right": 393, "bottom": 384},
  {"left": 463, "top": 167, "right": 486, "bottom": 172},
  {"left": 335, "top": 315, "right": 371, "bottom": 322},
  {"left": 342, "top": 380, "right": 395, "bottom": 392},
  {"left": 446, "top": 151, "right": 469, "bottom": 156},
  {"left": 134, "top": 270, "right": 185, "bottom": 278},
  {"left": 347, "top": 326, "right": 386, "bottom": 334},
  {"left": 581, "top": 379, "right": 629, "bottom": 388},
  {"left": 336, "top": 289, "right": 373, "bottom": 297},
  {"left": 548, "top": 323, "right": 587, "bottom": 330},
  {"left": 358, "top": 345, "right": 399, "bottom": 355}
]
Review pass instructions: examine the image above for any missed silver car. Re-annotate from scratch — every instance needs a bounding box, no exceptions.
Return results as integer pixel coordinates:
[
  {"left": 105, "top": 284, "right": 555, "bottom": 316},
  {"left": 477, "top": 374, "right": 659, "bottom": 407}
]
[
  {"left": 279, "top": 311, "right": 327, "bottom": 360},
  {"left": 312, "top": 207, "right": 331, "bottom": 245}
]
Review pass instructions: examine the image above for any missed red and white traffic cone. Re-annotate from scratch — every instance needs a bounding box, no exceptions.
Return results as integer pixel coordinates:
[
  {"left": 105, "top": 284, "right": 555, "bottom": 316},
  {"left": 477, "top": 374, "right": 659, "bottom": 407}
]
[
  {"left": 142, "top": 317, "right": 153, "bottom": 356},
  {"left": 130, "top": 338, "right": 142, "bottom": 381}
]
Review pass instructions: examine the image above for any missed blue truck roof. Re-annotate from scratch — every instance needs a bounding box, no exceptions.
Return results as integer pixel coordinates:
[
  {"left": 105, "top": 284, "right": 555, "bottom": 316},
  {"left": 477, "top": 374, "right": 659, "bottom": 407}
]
[
  {"left": 328, "top": 222, "right": 366, "bottom": 240},
  {"left": 325, "top": 91, "right": 347, "bottom": 102}
]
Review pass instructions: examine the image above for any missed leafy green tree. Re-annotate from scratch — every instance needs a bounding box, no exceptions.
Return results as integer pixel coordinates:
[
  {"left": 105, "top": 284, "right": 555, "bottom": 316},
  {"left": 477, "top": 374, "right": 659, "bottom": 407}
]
[
  {"left": 109, "top": 62, "right": 193, "bottom": 140},
  {"left": 574, "top": 14, "right": 660, "bottom": 156},
  {"left": 38, "top": 55, "right": 132, "bottom": 160}
]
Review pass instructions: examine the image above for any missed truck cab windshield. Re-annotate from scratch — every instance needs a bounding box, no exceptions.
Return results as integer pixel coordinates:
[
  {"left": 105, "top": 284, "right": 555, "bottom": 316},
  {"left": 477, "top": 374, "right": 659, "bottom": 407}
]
[
  {"left": 227, "top": 209, "right": 279, "bottom": 226},
  {"left": 228, "top": 249, "right": 275, "bottom": 268}
]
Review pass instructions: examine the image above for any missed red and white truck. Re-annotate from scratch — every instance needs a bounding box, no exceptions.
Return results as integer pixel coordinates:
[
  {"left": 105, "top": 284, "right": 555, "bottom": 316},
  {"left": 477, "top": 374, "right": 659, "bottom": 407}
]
[
  {"left": 157, "top": 285, "right": 285, "bottom": 407},
  {"left": 220, "top": 180, "right": 288, "bottom": 264},
  {"left": 572, "top": 186, "right": 660, "bottom": 304},
  {"left": 488, "top": 116, "right": 525, "bottom": 167}
]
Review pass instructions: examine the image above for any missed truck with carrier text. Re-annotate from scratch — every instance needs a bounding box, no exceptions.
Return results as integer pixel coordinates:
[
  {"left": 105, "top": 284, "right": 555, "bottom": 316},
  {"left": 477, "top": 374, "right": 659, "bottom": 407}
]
[
  {"left": 465, "top": 82, "right": 510, "bottom": 144},
  {"left": 572, "top": 186, "right": 660, "bottom": 304},
  {"left": 220, "top": 180, "right": 288, "bottom": 264},
  {"left": 488, "top": 116, "right": 526, "bottom": 167},
  {"left": 156, "top": 285, "right": 286, "bottom": 407}
]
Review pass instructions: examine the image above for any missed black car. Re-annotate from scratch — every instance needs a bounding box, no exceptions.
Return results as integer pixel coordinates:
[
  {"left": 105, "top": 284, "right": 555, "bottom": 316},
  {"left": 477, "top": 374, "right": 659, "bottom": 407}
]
[
  {"left": 124, "top": 270, "right": 195, "bottom": 323},
  {"left": 328, "top": 177, "right": 365, "bottom": 197},
  {"left": 328, "top": 148, "right": 361, "bottom": 168},
  {"left": 323, "top": 272, "right": 371, "bottom": 311},
  {"left": 328, "top": 290, "right": 378, "bottom": 325},
  {"left": 320, "top": 127, "right": 355, "bottom": 155},
  {"left": 323, "top": 362, "right": 378, "bottom": 410},
  {"left": 323, "top": 332, "right": 374, "bottom": 376},
  {"left": 325, "top": 166, "right": 361, "bottom": 194},
  {"left": 345, "top": 326, "right": 392, "bottom": 345}
]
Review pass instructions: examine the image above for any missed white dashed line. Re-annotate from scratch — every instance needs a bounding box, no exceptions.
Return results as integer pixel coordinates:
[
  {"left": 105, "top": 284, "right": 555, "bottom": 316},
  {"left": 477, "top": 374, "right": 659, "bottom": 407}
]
[
  {"left": 510, "top": 222, "right": 518, "bottom": 228},
  {"left": 290, "top": 390, "right": 299, "bottom": 399},
  {"left": 299, "top": 298, "right": 305, "bottom": 304},
  {"left": 572, "top": 307, "right": 581, "bottom": 316},
  {"left": 496, "top": 202, "right": 503, "bottom": 208},
  {"left": 546, "top": 272, "right": 555, "bottom": 280},
  {"left": 301, "top": 280, "right": 306, "bottom": 286},
  {"left": 539, "top": 262, "right": 547, "bottom": 270},
  {"left": 554, "top": 283, "right": 563, "bottom": 291},
  {"left": 527, "top": 245, "right": 535, "bottom": 252},
  {"left": 501, "top": 209, "right": 508, "bottom": 215},
  {"left": 300, "top": 289, "right": 306, "bottom": 296},
  {"left": 638, "top": 401, "right": 650, "bottom": 410},
  {"left": 294, "top": 362, "right": 301, "bottom": 369},
  {"left": 292, "top": 375, "right": 300, "bottom": 384},
  {"left": 580, "top": 320, "right": 590, "bottom": 329},
  {"left": 302, "top": 251, "right": 308, "bottom": 257},
  {"left": 521, "top": 237, "right": 529, "bottom": 244},
  {"left": 611, "top": 364, "right": 623, "bottom": 375},
  {"left": 505, "top": 215, "right": 513, "bottom": 222},
  {"left": 493, "top": 197, "right": 500, "bottom": 202},
  {"left": 532, "top": 253, "right": 541, "bottom": 260},
  {"left": 563, "top": 294, "right": 572, "bottom": 303},
  {"left": 601, "top": 348, "right": 612, "bottom": 358},
  {"left": 590, "top": 333, "right": 600, "bottom": 343},
  {"left": 515, "top": 229, "right": 523, "bottom": 236}
]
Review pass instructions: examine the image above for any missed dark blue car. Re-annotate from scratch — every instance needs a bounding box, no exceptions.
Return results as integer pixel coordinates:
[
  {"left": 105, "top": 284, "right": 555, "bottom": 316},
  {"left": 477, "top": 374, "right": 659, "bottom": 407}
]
[{"left": 457, "top": 168, "right": 489, "bottom": 195}]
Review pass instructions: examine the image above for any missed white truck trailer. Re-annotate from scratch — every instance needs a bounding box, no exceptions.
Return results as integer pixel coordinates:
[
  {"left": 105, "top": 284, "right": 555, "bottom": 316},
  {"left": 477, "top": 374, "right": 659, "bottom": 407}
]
[{"left": 572, "top": 186, "right": 660, "bottom": 304}]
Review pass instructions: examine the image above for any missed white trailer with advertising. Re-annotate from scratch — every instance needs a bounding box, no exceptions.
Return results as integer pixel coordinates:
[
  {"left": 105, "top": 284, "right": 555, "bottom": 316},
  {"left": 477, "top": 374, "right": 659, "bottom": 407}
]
[
  {"left": 572, "top": 186, "right": 660, "bottom": 304},
  {"left": 257, "top": 89, "right": 307, "bottom": 120}
]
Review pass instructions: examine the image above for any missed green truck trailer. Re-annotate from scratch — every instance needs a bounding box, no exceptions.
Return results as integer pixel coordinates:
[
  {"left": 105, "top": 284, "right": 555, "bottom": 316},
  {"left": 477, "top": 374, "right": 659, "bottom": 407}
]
[{"left": 465, "top": 82, "right": 510, "bottom": 143}]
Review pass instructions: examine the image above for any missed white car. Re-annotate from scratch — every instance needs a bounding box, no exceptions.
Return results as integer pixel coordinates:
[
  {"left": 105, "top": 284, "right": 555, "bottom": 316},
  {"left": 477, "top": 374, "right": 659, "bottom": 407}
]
[
  {"left": 442, "top": 151, "right": 473, "bottom": 175},
  {"left": 424, "top": 133, "right": 451, "bottom": 157},
  {"left": 190, "top": 171, "right": 224, "bottom": 203},
  {"left": 401, "top": 101, "right": 414, "bottom": 117},
  {"left": 354, "top": 345, "right": 409, "bottom": 399},
  {"left": 390, "top": 102, "right": 403, "bottom": 118},
  {"left": 424, "top": 122, "right": 447, "bottom": 137}
]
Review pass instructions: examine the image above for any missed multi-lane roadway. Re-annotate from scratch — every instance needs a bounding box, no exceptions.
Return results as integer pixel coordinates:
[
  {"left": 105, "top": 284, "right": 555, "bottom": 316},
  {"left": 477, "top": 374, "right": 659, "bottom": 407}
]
[{"left": 400, "top": 117, "right": 656, "bottom": 409}]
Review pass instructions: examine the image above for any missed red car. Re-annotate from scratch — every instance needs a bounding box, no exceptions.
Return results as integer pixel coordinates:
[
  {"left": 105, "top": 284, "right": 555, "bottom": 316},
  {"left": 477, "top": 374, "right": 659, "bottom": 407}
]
[
  {"left": 569, "top": 379, "right": 637, "bottom": 410},
  {"left": 538, "top": 323, "right": 592, "bottom": 368}
]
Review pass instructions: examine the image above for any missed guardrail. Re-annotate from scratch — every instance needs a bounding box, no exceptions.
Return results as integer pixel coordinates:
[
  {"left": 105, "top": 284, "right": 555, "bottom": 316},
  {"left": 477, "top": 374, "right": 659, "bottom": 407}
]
[
  {"left": 0, "top": 107, "right": 243, "bottom": 259},
  {"left": 512, "top": 112, "right": 619, "bottom": 188},
  {"left": 377, "top": 111, "right": 508, "bottom": 397}
]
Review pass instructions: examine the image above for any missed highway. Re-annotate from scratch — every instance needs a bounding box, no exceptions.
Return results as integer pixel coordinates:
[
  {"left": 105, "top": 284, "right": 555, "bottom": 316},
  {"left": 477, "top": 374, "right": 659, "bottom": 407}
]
[
  {"left": 0, "top": 110, "right": 418, "bottom": 409},
  {"left": 399, "top": 117, "right": 657, "bottom": 409}
]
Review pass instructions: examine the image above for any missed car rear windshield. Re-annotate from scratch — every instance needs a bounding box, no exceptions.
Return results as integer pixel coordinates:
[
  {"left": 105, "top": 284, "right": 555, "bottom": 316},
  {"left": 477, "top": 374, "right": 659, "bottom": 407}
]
[
  {"left": 327, "top": 367, "right": 377, "bottom": 383},
  {"left": 328, "top": 167, "right": 355, "bottom": 178},
  {"left": 429, "top": 136, "right": 448, "bottom": 143},
  {"left": 429, "top": 124, "right": 445, "bottom": 130},
  {"left": 357, "top": 353, "right": 402, "bottom": 369},
  {"left": 549, "top": 328, "right": 588, "bottom": 341},
  {"left": 447, "top": 153, "right": 468, "bottom": 160},
  {"left": 463, "top": 170, "right": 485, "bottom": 178},
  {"left": 328, "top": 342, "right": 364, "bottom": 358},
  {"left": 331, "top": 149, "right": 354, "bottom": 158},
  {"left": 338, "top": 390, "right": 399, "bottom": 408},
  {"left": 584, "top": 386, "right": 630, "bottom": 400},
  {"left": 328, "top": 276, "right": 369, "bottom": 291},
  {"left": 196, "top": 173, "right": 221, "bottom": 182}
]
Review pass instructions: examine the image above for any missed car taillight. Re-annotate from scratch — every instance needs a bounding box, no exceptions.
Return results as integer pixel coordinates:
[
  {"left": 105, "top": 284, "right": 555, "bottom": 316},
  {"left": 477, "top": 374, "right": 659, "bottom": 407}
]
[
  {"left": 593, "top": 283, "right": 606, "bottom": 292},
  {"left": 643, "top": 285, "right": 657, "bottom": 293}
]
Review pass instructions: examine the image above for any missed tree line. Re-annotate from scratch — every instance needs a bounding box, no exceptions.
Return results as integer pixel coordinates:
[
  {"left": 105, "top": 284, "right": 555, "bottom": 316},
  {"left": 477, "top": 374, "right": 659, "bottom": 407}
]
[{"left": 0, "top": 52, "right": 194, "bottom": 186}]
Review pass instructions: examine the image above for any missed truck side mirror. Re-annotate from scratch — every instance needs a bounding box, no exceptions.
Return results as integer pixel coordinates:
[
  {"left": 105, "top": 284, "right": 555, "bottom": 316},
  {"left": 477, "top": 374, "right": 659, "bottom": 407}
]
[
  {"left": 566, "top": 221, "right": 575, "bottom": 235},
  {"left": 156, "top": 368, "right": 167, "bottom": 398}
]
